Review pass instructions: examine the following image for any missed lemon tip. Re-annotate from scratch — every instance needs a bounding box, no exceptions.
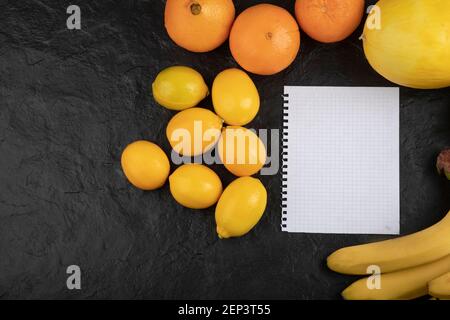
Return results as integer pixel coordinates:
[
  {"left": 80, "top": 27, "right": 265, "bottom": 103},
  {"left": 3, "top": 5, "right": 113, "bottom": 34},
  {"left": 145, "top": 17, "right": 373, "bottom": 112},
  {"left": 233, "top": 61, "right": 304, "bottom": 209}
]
[{"left": 216, "top": 226, "right": 229, "bottom": 239}]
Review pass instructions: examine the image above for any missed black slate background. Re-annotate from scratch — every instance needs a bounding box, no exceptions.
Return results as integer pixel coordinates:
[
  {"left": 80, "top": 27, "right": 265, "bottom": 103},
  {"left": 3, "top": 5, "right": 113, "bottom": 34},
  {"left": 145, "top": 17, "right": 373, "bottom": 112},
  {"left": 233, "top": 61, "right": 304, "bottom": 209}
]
[{"left": 0, "top": 0, "right": 449, "bottom": 299}]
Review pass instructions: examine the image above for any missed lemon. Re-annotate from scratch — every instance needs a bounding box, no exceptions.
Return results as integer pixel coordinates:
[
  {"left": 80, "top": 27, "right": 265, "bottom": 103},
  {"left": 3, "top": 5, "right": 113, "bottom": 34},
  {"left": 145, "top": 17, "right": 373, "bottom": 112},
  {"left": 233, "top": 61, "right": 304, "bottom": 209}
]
[
  {"left": 166, "top": 107, "right": 223, "bottom": 156},
  {"left": 121, "top": 140, "right": 170, "bottom": 190},
  {"left": 218, "top": 126, "right": 266, "bottom": 176},
  {"left": 212, "top": 68, "right": 260, "bottom": 125},
  {"left": 215, "top": 176, "right": 267, "bottom": 239},
  {"left": 169, "top": 164, "right": 222, "bottom": 209},
  {"left": 152, "top": 66, "right": 209, "bottom": 110}
]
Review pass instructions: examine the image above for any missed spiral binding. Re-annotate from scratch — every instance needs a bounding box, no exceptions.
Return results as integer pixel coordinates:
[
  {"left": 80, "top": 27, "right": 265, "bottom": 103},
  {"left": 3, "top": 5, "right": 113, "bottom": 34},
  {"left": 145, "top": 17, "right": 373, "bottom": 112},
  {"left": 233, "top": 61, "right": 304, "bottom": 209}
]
[{"left": 281, "top": 93, "right": 289, "bottom": 231}]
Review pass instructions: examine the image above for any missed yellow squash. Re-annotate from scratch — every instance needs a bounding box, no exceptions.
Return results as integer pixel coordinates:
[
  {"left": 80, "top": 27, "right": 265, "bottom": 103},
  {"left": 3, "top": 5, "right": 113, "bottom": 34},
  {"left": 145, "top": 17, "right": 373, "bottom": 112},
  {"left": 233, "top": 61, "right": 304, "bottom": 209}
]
[{"left": 362, "top": 0, "right": 450, "bottom": 89}]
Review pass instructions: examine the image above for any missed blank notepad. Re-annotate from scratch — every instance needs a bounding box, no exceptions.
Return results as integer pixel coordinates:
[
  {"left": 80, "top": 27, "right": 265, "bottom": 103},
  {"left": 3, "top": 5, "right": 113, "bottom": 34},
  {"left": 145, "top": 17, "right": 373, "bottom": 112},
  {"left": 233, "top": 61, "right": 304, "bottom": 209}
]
[{"left": 282, "top": 86, "right": 400, "bottom": 235}]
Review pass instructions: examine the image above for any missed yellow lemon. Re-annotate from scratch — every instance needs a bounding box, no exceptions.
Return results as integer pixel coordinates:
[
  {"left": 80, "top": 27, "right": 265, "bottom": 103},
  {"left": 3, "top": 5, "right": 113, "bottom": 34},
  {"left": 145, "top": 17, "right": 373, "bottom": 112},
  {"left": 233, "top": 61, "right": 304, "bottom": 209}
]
[
  {"left": 212, "top": 68, "right": 260, "bottom": 125},
  {"left": 215, "top": 176, "right": 267, "bottom": 239},
  {"left": 218, "top": 126, "right": 266, "bottom": 176},
  {"left": 169, "top": 164, "right": 222, "bottom": 209},
  {"left": 152, "top": 66, "right": 209, "bottom": 110},
  {"left": 166, "top": 108, "right": 223, "bottom": 156},
  {"left": 121, "top": 140, "right": 170, "bottom": 190}
]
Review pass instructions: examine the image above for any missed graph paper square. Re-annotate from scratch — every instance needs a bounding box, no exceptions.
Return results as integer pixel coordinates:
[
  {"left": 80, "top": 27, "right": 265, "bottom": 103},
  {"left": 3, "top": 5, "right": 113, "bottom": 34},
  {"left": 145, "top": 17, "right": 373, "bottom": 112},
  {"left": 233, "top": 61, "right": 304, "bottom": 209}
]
[{"left": 282, "top": 86, "right": 400, "bottom": 234}]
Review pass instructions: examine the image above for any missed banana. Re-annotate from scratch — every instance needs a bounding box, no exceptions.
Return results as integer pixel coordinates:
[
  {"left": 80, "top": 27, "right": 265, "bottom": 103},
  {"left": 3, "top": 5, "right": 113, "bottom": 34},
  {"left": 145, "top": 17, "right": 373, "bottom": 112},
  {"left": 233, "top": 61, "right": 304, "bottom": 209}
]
[
  {"left": 327, "top": 210, "right": 450, "bottom": 275},
  {"left": 428, "top": 271, "right": 450, "bottom": 299},
  {"left": 342, "top": 254, "right": 450, "bottom": 300}
]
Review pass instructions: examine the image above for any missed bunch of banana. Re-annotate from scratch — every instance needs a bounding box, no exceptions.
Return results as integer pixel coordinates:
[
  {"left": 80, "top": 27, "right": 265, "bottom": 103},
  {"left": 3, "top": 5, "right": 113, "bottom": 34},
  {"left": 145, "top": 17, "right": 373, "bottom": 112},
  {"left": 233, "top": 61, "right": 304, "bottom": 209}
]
[
  {"left": 428, "top": 271, "right": 450, "bottom": 299},
  {"left": 327, "top": 210, "right": 450, "bottom": 300}
]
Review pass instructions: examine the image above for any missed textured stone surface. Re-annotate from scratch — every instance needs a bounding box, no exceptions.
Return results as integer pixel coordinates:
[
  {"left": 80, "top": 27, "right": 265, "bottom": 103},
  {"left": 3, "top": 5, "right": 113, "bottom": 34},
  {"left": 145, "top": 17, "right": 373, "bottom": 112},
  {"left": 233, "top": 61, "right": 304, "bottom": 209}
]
[{"left": 0, "top": 0, "right": 449, "bottom": 299}]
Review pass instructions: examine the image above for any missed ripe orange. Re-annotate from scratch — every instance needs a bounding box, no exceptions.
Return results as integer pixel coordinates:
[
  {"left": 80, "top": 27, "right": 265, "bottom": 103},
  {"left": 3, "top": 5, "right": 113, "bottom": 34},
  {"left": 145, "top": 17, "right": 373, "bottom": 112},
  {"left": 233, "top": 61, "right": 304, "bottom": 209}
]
[
  {"left": 165, "top": 0, "right": 235, "bottom": 52},
  {"left": 229, "top": 4, "right": 301, "bottom": 75},
  {"left": 295, "top": 0, "right": 365, "bottom": 43}
]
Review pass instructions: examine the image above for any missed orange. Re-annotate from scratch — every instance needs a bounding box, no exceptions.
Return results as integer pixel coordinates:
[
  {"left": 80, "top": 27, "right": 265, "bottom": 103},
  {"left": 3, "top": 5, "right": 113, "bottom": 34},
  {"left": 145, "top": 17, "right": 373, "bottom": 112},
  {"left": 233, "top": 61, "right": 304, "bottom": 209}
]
[
  {"left": 165, "top": 0, "right": 235, "bottom": 52},
  {"left": 229, "top": 4, "right": 300, "bottom": 75},
  {"left": 295, "top": 0, "right": 364, "bottom": 43}
]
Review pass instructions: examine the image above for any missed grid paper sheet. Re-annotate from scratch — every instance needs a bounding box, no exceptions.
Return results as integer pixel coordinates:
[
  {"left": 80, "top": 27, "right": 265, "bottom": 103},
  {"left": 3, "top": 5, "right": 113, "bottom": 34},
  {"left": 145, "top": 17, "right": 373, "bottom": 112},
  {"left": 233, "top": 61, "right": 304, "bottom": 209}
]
[{"left": 282, "top": 86, "right": 400, "bottom": 234}]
